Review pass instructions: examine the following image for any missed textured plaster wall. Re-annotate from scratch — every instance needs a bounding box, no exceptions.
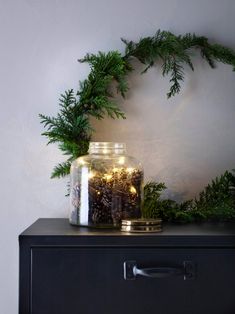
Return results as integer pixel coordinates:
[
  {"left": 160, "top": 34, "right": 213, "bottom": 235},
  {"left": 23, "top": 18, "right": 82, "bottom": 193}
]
[{"left": 0, "top": 0, "right": 235, "bottom": 312}]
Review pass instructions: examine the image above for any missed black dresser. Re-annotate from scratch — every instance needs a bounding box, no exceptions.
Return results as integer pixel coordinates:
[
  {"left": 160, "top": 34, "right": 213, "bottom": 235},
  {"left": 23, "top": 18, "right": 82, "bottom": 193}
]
[{"left": 19, "top": 218, "right": 235, "bottom": 314}]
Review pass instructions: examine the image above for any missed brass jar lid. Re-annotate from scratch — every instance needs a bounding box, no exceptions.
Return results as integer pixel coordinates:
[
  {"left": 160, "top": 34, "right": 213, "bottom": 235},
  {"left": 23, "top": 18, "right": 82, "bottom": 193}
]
[
  {"left": 121, "top": 224, "right": 162, "bottom": 233},
  {"left": 121, "top": 218, "right": 162, "bottom": 233},
  {"left": 121, "top": 218, "right": 162, "bottom": 226}
]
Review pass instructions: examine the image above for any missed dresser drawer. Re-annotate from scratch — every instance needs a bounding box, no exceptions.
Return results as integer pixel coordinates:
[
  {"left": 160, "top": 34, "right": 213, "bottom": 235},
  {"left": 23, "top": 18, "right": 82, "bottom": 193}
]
[{"left": 31, "top": 247, "right": 235, "bottom": 314}]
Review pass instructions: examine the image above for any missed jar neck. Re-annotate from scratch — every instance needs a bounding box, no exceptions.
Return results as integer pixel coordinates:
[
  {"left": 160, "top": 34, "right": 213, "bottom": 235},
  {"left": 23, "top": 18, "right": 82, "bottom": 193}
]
[{"left": 88, "top": 142, "right": 126, "bottom": 155}]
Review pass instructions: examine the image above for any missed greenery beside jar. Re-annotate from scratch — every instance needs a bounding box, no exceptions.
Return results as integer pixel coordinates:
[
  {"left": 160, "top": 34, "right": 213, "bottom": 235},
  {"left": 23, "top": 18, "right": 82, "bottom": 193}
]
[{"left": 143, "top": 170, "right": 235, "bottom": 223}]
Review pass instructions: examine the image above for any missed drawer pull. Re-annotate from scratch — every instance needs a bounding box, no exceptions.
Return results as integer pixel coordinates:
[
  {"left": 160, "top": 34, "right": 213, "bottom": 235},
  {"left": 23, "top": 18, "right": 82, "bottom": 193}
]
[{"left": 124, "top": 260, "right": 195, "bottom": 281}]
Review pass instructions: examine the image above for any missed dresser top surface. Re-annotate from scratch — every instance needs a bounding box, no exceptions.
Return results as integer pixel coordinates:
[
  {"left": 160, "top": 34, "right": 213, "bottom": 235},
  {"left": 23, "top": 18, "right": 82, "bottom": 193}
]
[{"left": 20, "top": 218, "right": 235, "bottom": 237}]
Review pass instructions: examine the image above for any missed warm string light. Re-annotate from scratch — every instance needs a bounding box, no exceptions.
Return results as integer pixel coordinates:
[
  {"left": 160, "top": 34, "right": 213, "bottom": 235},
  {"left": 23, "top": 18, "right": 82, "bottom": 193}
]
[
  {"left": 88, "top": 166, "right": 135, "bottom": 182},
  {"left": 77, "top": 157, "right": 86, "bottom": 165},
  {"left": 88, "top": 167, "right": 137, "bottom": 195},
  {"left": 103, "top": 174, "right": 112, "bottom": 181},
  {"left": 126, "top": 167, "right": 134, "bottom": 173},
  {"left": 88, "top": 171, "right": 95, "bottom": 179},
  {"left": 130, "top": 186, "right": 137, "bottom": 194},
  {"left": 118, "top": 156, "right": 125, "bottom": 165},
  {"left": 88, "top": 167, "right": 139, "bottom": 196}
]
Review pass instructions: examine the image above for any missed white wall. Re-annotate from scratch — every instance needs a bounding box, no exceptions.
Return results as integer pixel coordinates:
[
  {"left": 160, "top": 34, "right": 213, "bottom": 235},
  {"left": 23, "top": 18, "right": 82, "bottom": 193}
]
[{"left": 0, "top": 0, "right": 235, "bottom": 312}]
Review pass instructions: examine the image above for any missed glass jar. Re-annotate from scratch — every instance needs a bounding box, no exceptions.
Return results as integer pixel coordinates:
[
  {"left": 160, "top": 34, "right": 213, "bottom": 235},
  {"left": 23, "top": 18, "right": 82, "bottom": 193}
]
[{"left": 69, "top": 142, "right": 143, "bottom": 227}]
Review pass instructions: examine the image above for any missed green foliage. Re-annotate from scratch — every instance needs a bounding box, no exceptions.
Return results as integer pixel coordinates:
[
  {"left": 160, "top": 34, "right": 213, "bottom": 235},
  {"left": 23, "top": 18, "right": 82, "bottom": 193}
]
[
  {"left": 79, "top": 51, "right": 131, "bottom": 98},
  {"left": 40, "top": 52, "right": 130, "bottom": 178},
  {"left": 39, "top": 89, "right": 92, "bottom": 176},
  {"left": 122, "top": 30, "right": 235, "bottom": 97},
  {"left": 142, "top": 170, "right": 235, "bottom": 223},
  {"left": 77, "top": 51, "right": 130, "bottom": 119},
  {"left": 193, "top": 170, "right": 235, "bottom": 221},
  {"left": 51, "top": 161, "right": 72, "bottom": 179},
  {"left": 40, "top": 29, "right": 235, "bottom": 184}
]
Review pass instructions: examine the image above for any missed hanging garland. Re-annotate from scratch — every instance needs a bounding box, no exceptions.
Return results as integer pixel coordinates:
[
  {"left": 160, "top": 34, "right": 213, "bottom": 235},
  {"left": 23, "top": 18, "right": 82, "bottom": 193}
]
[{"left": 39, "top": 30, "right": 235, "bottom": 222}]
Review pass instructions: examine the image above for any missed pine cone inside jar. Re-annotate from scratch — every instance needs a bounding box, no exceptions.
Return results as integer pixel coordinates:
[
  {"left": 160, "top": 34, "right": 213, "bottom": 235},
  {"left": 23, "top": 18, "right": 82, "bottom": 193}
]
[{"left": 87, "top": 168, "right": 143, "bottom": 226}]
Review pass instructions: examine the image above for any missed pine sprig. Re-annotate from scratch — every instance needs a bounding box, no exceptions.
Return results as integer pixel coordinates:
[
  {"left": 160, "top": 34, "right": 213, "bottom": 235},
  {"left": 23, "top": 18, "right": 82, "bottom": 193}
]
[
  {"left": 40, "top": 89, "right": 92, "bottom": 177},
  {"left": 51, "top": 161, "right": 72, "bottom": 179},
  {"left": 166, "top": 57, "right": 185, "bottom": 98},
  {"left": 78, "top": 51, "right": 131, "bottom": 99}
]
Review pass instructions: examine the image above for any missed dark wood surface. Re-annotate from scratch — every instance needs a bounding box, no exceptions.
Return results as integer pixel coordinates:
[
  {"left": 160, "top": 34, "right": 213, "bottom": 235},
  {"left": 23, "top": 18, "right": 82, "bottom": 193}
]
[
  {"left": 20, "top": 218, "right": 235, "bottom": 236},
  {"left": 19, "top": 219, "right": 235, "bottom": 314},
  {"left": 19, "top": 218, "right": 235, "bottom": 247}
]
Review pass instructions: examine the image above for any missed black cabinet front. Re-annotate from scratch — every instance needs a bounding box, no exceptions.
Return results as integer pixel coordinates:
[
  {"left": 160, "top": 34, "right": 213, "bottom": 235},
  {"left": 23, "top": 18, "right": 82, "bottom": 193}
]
[{"left": 31, "top": 247, "right": 235, "bottom": 314}]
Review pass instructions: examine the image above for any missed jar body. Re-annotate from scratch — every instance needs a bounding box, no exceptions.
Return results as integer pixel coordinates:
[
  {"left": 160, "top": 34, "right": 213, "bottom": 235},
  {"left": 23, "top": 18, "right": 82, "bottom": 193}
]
[{"left": 69, "top": 142, "right": 143, "bottom": 227}]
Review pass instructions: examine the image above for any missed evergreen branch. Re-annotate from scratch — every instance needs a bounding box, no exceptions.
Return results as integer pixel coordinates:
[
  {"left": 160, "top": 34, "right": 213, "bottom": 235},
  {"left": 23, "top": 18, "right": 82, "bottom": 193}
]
[
  {"left": 208, "top": 44, "right": 235, "bottom": 69},
  {"left": 143, "top": 170, "right": 235, "bottom": 223},
  {"left": 122, "top": 30, "right": 235, "bottom": 97},
  {"left": 40, "top": 29, "right": 235, "bottom": 213},
  {"left": 167, "top": 57, "right": 184, "bottom": 98},
  {"left": 58, "top": 140, "right": 89, "bottom": 158},
  {"left": 77, "top": 51, "right": 129, "bottom": 118},
  {"left": 51, "top": 161, "right": 72, "bottom": 179},
  {"left": 90, "top": 96, "right": 126, "bottom": 119},
  {"left": 39, "top": 114, "right": 58, "bottom": 131},
  {"left": 59, "top": 89, "right": 76, "bottom": 108}
]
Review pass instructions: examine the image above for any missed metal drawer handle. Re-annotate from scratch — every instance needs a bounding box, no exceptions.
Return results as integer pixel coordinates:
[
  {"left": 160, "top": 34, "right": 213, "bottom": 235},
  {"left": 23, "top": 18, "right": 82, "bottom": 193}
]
[
  {"left": 134, "top": 266, "right": 183, "bottom": 278},
  {"left": 124, "top": 260, "right": 195, "bottom": 281}
]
